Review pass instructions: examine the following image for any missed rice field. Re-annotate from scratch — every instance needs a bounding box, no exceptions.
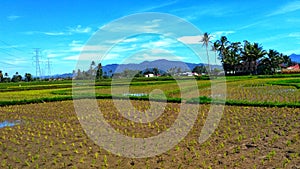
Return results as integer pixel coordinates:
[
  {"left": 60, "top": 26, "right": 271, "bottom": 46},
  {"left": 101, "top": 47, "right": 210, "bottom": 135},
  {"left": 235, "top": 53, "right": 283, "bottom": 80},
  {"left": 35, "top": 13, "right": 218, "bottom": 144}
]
[{"left": 0, "top": 76, "right": 299, "bottom": 168}]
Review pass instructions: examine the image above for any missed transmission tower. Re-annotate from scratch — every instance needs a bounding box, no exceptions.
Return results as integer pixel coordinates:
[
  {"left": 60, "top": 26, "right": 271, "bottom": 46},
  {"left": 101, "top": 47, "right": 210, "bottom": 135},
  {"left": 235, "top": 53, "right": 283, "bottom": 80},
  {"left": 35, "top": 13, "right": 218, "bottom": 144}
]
[{"left": 33, "top": 48, "right": 41, "bottom": 78}]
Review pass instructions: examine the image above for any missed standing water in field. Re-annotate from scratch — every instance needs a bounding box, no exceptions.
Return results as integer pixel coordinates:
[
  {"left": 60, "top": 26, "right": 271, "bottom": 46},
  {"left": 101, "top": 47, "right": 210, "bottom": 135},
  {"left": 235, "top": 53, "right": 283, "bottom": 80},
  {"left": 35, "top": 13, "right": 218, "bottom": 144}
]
[
  {"left": 123, "top": 93, "right": 148, "bottom": 97},
  {"left": 0, "top": 120, "right": 21, "bottom": 128}
]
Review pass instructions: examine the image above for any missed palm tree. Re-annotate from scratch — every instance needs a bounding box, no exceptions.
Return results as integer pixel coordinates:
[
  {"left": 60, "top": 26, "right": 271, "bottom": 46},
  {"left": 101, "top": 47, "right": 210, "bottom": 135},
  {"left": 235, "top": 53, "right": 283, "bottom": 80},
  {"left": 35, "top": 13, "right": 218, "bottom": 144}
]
[
  {"left": 201, "top": 32, "right": 212, "bottom": 73},
  {"left": 282, "top": 54, "right": 292, "bottom": 67},
  {"left": 215, "top": 36, "right": 230, "bottom": 63},
  {"left": 226, "top": 42, "right": 242, "bottom": 74},
  {"left": 89, "top": 61, "right": 96, "bottom": 76},
  {"left": 252, "top": 43, "right": 267, "bottom": 74},
  {"left": 0, "top": 70, "right": 3, "bottom": 82},
  {"left": 259, "top": 49, "right": 284, "bottom": 74},
  {"left": 268, "top": 49, "right": 281, "bottom": 74},
  {"left": 211, "top": 42, "right": 219, "bottom": 65},
  {"left": 96, "top": 63, "right": 103, "bottom": 80},
  {"left": 215, "top": 36, "right": 231, "bottom": 74},
  {"left": 242, "top": 41, "right": 266, "bottom": 74}
]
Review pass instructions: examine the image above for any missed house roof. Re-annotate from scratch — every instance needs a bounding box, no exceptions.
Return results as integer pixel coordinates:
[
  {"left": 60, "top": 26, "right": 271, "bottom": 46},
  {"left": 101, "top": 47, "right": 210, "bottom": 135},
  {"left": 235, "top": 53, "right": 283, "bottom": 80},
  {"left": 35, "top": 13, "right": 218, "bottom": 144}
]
[{"left": 287, "top": 64, "right": 299, "bottom": 70}]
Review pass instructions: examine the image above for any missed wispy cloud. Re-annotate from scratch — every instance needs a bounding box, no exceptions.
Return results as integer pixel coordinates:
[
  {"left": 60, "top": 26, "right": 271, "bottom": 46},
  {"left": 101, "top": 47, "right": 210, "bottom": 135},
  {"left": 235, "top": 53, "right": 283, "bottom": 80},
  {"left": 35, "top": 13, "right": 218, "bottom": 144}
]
[
  {"left": 288, "top": 32, "right": 300, "bottom": 38},
  {"left": 68, "top": 25, "right": 92, "bottom": 34},
  {"left": 268, "top": 1, "right": 300, "bottom": 16},
  {"left": 7, "top": 15, "right": 21, "bottom": 21},
  {"left": 172, "top": 5, "right": 234, "bottom": 21},
  {"left": 282, "top": 49, "right": 300, "bottom": 55},
  {"left": 23, "top": 25, "right": 92, "bottom": 36},
  {"left": 63, "top": 53, "right": 119, "bottom": 61},
  {"left": 177, "top": 31, "right": 234, "bottom": 44},
  {"left": 125, "top": 49, "right": 184, "bottom": 63},
  {"left": 236, "top": 21, "right": 264, "bottom": 30},
  {"left": 177, "top": 35, "right": 202, "bottom": 44},
  {"left": 105, "top": 21, "right": 161, "bottom": 33},
  {"left": 138, "top": 0, "right": 178, "bottom": 12},
  {"left": 211, "top": 31, "right": 235, "bottom": 41},
  {"left": 44, "top": 32, "right": 66, "bottom": 36}
]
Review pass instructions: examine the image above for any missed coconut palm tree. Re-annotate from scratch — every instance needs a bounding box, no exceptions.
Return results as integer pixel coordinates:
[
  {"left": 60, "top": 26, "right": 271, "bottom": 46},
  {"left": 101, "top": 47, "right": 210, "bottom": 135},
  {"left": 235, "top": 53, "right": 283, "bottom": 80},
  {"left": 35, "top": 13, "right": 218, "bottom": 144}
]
[
  {"left": 215, "top": 36, "right": 230, "bottom": 63},
  {"left": 282, "top": 54, "right": 292, "bottom": 67},
  {"left": 211, "top": 42, "right": 219, "bottom": 65},
  {"left": 242, "top": 41, "right": 266, "bottom": 74},
  {"left": 0, "top": 70, "right": 3, "bottom": 82},
  {"left": 268, "top": 49, "right": 281, "bottom": 73},
  {"left": 201, "top": 32, "right": 212, "bottom": 73},
  {"left": 226, "top": 42, "right": 242, "bottom": 74}
]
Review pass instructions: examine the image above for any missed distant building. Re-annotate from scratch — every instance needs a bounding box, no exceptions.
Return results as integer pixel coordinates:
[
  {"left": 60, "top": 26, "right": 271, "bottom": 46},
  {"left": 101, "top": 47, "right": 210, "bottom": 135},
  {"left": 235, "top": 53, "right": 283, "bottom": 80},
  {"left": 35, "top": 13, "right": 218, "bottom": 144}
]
[
  {"left": 144, "top": 73, "right": 154, "bottom": 77},
  {"left": 287, "top": 64, "right": 299, "bottom": 70},
  {"left": 178, "top": 72, "right": 200, "bottom": 76}
]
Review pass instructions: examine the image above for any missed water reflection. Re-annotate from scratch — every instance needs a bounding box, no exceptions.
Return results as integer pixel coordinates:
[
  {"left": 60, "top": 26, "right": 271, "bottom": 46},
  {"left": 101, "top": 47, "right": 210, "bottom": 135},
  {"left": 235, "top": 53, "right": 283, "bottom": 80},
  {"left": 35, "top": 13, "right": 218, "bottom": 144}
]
[
  {"left": 123, "top": 93, "right": 148, "bottom": 97},
  {"left": 0, "top": 120, "right": 21, "bottom": 128}
]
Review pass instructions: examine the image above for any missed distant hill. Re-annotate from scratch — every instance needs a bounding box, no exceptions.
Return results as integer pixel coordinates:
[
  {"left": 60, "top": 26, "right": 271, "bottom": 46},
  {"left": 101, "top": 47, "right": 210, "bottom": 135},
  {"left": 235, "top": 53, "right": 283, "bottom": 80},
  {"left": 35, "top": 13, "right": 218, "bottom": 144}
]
[
  {"left": 289, "top": 54, "right": 300, "bottom": 63},
  {"left": 102, "top": 59, "right": 221, "bottom": 76},
  {"left": 41, "top": 73, "right": 73, "bottom": 79},
  {"left": 48, "top": 60, "right": 222, "bottom": 78}
]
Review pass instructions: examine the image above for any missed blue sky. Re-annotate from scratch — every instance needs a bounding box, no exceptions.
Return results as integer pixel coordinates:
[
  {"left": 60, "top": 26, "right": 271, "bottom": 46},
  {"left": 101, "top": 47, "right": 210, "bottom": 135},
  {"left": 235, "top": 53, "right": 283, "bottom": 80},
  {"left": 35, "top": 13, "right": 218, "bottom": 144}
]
[{"left": 1, "top": 0, "right": 300, "bottom": 77}]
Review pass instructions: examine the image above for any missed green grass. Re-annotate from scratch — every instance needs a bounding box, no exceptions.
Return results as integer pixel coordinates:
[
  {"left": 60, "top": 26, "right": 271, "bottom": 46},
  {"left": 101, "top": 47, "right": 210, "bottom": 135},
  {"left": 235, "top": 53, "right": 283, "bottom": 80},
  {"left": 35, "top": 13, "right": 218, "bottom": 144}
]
[
  {"left": 0, "top": 75, "right": 299, "bottom": 107},
  {"left": 188, "top": 96, "right": 300, "bottom": 108},
  {"left": 267, "top": 78, "right": 300, "bottom": 89}
]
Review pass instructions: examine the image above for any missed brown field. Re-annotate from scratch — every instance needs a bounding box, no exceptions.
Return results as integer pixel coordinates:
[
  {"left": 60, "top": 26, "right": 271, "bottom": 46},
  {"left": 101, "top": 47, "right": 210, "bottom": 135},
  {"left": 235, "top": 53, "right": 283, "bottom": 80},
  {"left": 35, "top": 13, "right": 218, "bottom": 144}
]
[{"left": 0, "top": 100, "right": 299, "bottom": 168}]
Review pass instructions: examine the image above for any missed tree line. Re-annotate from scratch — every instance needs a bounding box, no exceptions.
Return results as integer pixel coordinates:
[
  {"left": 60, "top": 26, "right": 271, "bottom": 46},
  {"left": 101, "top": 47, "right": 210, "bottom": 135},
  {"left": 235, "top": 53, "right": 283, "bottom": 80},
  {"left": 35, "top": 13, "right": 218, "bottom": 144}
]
[
  {"left": 202, "top": 34, "right": 293, "bottom": 75},
  {"left": 0, "top": 71, "right": 33, "bottom": 83},
  {"left": 74, "top": 61, "right": 105, "bottom": 80}
]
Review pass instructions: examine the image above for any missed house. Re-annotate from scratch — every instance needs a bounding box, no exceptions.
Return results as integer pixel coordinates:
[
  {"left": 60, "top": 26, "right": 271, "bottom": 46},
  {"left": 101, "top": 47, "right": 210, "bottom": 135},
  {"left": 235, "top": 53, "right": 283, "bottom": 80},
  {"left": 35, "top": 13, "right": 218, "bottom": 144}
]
[
  {"left": 180, "top": 72, "right": 199, "bottom": 76},
  {"left": 144, "top": 73, "right": 154, "bottom": 77},
  {"left": 287, "top": 64, "right": 299, "bottom": 70}
]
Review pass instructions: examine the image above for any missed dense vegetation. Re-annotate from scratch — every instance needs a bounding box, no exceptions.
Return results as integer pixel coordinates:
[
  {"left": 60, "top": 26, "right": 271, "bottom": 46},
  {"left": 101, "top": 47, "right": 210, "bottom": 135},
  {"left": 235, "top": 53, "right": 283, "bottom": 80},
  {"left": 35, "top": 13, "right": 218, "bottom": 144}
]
[{"left": 210, "top": 35, "right": 294, "bottom": 75}]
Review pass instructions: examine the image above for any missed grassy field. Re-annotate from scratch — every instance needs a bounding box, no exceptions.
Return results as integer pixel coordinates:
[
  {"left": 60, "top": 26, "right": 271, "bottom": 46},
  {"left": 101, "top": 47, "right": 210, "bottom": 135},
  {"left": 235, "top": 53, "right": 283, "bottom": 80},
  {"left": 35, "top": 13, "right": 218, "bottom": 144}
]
[{"left": 0, "top": 75, "right": 299, "bottom": 168}]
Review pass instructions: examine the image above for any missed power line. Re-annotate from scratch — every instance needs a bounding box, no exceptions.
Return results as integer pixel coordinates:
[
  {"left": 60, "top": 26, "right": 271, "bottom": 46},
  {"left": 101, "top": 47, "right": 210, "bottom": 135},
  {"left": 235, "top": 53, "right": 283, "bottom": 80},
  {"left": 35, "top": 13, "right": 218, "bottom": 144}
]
[
  {"left": 0, "top": 49, "right": 16, "bottom": 57},
  {"left": 0, "top": 40, "right": 27, "bottom": 52}
]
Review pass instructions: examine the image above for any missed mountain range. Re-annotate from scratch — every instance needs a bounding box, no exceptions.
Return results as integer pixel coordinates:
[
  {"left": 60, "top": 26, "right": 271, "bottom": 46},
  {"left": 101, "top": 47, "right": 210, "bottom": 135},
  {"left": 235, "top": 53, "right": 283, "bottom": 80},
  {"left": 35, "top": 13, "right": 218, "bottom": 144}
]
[
  {"left": 50, "top": 54, "right": 300, "bottom": 78},
  {"left": 48, "top": 59, "right": 212, "bottom": 78},
  {"left": 289, "top": 53, "right": 300, "bottom": 63},
  {"left": 102, "top": 59, "right": 221, "bottom": 76}
]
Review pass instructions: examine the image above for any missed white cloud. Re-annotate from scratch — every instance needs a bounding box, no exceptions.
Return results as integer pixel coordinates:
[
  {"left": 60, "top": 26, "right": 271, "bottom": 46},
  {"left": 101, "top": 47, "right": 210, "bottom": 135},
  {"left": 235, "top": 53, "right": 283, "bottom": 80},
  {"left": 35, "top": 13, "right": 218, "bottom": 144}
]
[
  {"left": 211, "top": 31, "right": 235, "bottom": 40},
  {"left": 63, "top": 53, "right": 119, "bottom": 61},
  {"left": 177, "top": 35, "right": 202, "bottom": 44},
  {"left": 104, "top": 20, "right": 161, "bottom": 33},
  {"left": 236, "top": 21, "right": 264, "bottom": 30},
  {"left": 282, "top": 49, "right": 300, "bottom": 55},
  {"left": 138, "top": 0, "right": 178, "bottom": 12},
  {"left": 177, "top": 31, "right": 234, "bottom": 44},
  {"left": 47, "top": 53, "right": 62, "bottom": 58},
  {"left": 68, "top": 25, "right": 92, "bottom": 34},
  {"left": 110, "top": 45, "right": 136, "bottom": 53},
  {"left": 286, "top": 18, "right": 300, "bottom": 23},
  {"left": 125, "top": 53, "right": 184, "bottom": 63},
  {"left": 172, "top": 5, "right": 234, "bottom": 21},
  {"left": 150, "top": 49, "right": 174, "bottom": 54},
  {"left": 288, "top": 32, "right": 300, "bottom": 38},
  {"left": 23, "top": 25, "right": 92, "bottom": 36},
  {"left": 123, "top": 37, "right": 138, "bottom": 43},
  {"left": 268, "top": 1, "right": 300, "bottom": 16},
  {"left": 7, "top": 15, "right": 21, "bottom": 21},
  {"left": 140, "top": 38, "right": 176, "bottom": 48},
  {"left": 44, "top": 32, "right": 66, "bottom": 36},
  {"left": 63, "top": 55, "right": 80, "bottom": 61}
]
